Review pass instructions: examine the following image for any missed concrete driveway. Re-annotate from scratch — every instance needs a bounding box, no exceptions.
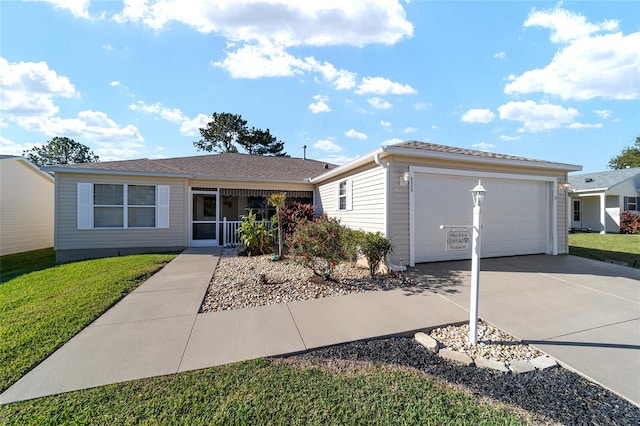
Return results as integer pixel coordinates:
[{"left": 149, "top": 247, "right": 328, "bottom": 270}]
[{"left": 408, "top": 254, "right": 640, "bottom": 406}]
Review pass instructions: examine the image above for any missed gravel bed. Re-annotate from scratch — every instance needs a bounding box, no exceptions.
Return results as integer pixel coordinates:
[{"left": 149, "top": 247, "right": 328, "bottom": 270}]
[
  {"left": 200, "top": 248, "right": 406, "bottom": 312},
  {"left": 430, "top": 321, "right": 544, "bottom": 363},
  {"left": 279, "top": 338, "right": 640, "bottom": 425},
  {"left": 201, "top": 250, "right": 640, "bottom": 424}
]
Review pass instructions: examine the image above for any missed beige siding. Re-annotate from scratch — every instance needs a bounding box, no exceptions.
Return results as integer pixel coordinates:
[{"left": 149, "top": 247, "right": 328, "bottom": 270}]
[
  {"left": 386, "top": 155, "right": 569, "bottom": 264},
  {"left": 55, "top": 173, "right": 187, "bottom": 250},
  {"left": 0, "top": 159, "right": 54, "bottom": 255},
  {"left": 315, "top": 164, "right": 386, "bottom": 234}
]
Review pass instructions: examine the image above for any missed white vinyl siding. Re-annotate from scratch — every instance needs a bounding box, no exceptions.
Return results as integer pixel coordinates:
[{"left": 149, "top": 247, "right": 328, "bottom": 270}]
[
  {"left": 0, "top": 158, "right": 54, "bottom": 255},
  {"left": 316, "top": 166, "right": 385, "bottom": 234}
]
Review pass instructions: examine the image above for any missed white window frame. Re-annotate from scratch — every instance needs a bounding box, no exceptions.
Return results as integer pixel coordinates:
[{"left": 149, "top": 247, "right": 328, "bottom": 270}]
[
  {"left": 336, "top": 179, "right": 353, "bottom": 211},
  {"left": 77, "top": 183, "right": 169, "bottom": 229},
  {"left": 625, "top": 196, "right": 638, "bottom": 211}
]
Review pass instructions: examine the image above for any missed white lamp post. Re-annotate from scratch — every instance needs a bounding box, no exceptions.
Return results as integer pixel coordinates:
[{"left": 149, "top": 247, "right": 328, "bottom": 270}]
[{"left": 469, "top": 180, "right": 487, "bottom": 345}]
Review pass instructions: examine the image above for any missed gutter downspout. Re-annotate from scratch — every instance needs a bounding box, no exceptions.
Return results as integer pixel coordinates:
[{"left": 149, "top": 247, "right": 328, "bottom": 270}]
[{"left": 374, "top": 153, "right": 407, "bottom": 272}]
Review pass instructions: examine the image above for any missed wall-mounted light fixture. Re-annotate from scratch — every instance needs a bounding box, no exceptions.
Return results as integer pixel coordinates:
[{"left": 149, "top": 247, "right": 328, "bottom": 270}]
[
  {"left": 400, "top": 171, "right": 410, "bottom": 187},
  {"left": 557, "top": 182, "right": 570, "bottom": 194}
]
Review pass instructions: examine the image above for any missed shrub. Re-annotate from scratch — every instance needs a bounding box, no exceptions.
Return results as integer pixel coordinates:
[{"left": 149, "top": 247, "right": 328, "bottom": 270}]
[
  {"left": 342, "top": 228, "right": 365, "bottom": 267},
  {"left": 620, "top": 210, "right": 640, "bottom": 234},
  {"left": 237, "top": 209, "right": 272, "bottom": 256},
  {"left": 267, "top": 193, "right": 287, "bottom": 258},
  {"left": 282, "top": 201, "right": 315, "bottom": 238},
  {"left": 359, "top": 232, "right": 393, "bottom": 277},
  {"left": 288, "top": 215, "right": 345, "bottom": 280}
]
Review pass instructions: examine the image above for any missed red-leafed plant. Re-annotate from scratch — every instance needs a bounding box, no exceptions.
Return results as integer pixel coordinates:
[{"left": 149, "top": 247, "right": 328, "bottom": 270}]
[{"left": 620, "top": 210, "right": 640, "bottom": 234}]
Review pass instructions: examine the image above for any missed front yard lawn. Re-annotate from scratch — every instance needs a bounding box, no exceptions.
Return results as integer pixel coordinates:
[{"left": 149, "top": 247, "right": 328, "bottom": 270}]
[
  {"left": 569, "top": 233, "right": 640, "bottom": 268},
  {"left": 0, "top": 248, "right": 56, "bottom": 283},
  {"left": 0, "top": 253, "right": 177, "bottom": 392},
  {"left": 0, "top": 359, "right": 525, "bottom": 425}
]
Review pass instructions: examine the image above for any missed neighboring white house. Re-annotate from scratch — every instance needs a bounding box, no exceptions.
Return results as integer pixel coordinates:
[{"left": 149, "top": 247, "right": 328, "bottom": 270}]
[
  {"left": 43, "top": 141, "right": 581, "bottom": 265},
  {"left": 568, "top": 167, "right": 640, "bottom": 233},
  {"left": 0, "top": 155, "right": 55, "bottom": 255}
]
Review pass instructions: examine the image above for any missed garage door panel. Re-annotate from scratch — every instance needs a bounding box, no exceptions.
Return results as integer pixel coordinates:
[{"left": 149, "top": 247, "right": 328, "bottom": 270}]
[{"left": 413, "top": 173, "right": 549, "bottom": 262}]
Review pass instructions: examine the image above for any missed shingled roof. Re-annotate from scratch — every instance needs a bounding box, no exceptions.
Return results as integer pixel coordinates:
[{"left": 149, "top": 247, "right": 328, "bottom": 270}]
[
  {"left": 45, "top": 153, "right": 337, "bottom": 181},
  {"left": 569, "top": 167, "right": 640, "bottom": 192}
]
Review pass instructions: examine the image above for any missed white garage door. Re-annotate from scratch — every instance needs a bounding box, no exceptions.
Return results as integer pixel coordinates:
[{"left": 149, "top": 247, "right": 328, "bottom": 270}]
[{"left": 412, "top": 172, "right": 550, "bottom": 263}]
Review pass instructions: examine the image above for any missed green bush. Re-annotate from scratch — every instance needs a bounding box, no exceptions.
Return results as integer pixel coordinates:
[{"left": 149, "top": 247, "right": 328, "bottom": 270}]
[
  {"left": 288, "top": 215, "right": 345, "bottom": 280},
  {"left": 237, "top": 209, "right": 272, "bottom": 256},
  {"left": 342, "top": 228, "right": 365, "bottom": 267},
  {"left": 360, "top": 232, "right": 393, "bottom": 277}
]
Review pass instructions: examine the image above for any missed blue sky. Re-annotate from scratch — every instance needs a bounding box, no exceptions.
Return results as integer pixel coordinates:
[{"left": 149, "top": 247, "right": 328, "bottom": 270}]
[{"left": 1, "top": 1, "right": 638, "bottom": 173}]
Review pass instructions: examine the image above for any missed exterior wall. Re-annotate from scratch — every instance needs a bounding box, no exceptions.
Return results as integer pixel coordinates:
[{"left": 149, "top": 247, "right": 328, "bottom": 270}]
[
  {"left": 580, "top": 196, "right": 601, "bottom": 231},
  {"left": 385, "top": 155, "right": 570, "bottom": 265},
  {"left": 54, "top": 172, "right": 188, "bottom": 257},
  {"left": 605, "top": 195, "right": 620, "bottom": 231},
  {"left": 315, "top": 164, "right": 386, "bottom": 234},
  {"left": 0, "top": 159, "right": 54, "bottom": 255}
]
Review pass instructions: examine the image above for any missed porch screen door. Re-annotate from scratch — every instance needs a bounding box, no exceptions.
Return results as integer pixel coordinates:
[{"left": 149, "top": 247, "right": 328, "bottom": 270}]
[{"left": 191, "top": 190, "right": 218, "bottom": 246}]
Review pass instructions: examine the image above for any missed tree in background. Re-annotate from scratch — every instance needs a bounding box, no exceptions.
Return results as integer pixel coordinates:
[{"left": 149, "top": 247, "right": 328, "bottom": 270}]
[
  {"left": 608, "top": 136, "right": 640, "bottom": 169},
  {"left": 194, "top": 112, "right": 288, "bottom": 156},
  {"left": 23, "top": 137, "right": 99, "bottom": 166}
]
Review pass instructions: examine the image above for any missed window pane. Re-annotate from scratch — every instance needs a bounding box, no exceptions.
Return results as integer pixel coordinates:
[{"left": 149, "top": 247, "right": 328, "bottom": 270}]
[
  {"left": 94, "top": 207, "right": 124, "bottom": 227},
  {"left": 128, "top": 207, "right": 156, "bottom": 227},
  {"left": 339, "top": 196, "right": 347, "bottom": 210},
  {"left": 128, "top": 185, "right": 156, "bottom": 206},
  {"left": 94, "top": 184, "right": 123, "bottom": 205},
  {"left": 339, "top": 181, "right": 346, "bottom": 196}
]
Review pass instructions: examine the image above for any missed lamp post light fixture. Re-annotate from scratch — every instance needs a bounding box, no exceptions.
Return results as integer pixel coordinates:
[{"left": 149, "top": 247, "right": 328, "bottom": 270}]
[{"left": 469, "top": 180, "right": 487, "bottom": 345}]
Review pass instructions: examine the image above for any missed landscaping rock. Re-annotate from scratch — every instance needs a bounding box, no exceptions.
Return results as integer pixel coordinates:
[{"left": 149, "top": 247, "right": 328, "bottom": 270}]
[
  {"left": 438, "top": 348, "right": 473, "bottom": 366},
  {"left": 509, "top": 360, "right": 536, "bottom": 374},
  {"left": 414, "top": 332, "right": 439, "bottom": 353},
  {"left": 474, "top": 356, "right": 509, "bottom": 372},
  {"left": 530, "top": 355, "right": 558, "bottom": 370}
]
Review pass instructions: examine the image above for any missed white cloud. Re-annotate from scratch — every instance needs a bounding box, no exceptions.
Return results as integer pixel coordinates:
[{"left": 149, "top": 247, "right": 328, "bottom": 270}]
[
  {"left": 472, "top": 142, "right": 496, "bottom": 151},
  {"left": 493, "top": 51, "right": 506, "bottom": 59},
  {"left": 308, "top": 95, "right": 331, "bottom": 113},
  {"left": 0, "top": 135, "right": 38, "bottom": 156},
  {"left": 129, "top": 100, "right": 184, "bottom": 123},
  {"left": 506, "top": 7, "right": 640, "bottom": 100},
  {"left": 499, "top": 135, "right": 520, "bottom": 141},
  {"left": 317, "top": 154, "right": 358, "bottom": 166},
  {"left": 593, "top": 109, "right": 612, "bottom": 119},
  {"left": 0, "top": 57, "right": 76, "bottom": 118},
  {"left": 109, "top": 81, "right": 120, "bottom": 87},
  {"left": 413, "top": 102, "right": 428, "bottom": 110},
  {"left": 355, "top": 76, "right": 416, "bottom": 95},
  {"left": 380, "top": 120, "right": 391, "bottom": 127},
  {"left": 313, "top": 60, "right": 357, "bottom": 90},
  {"left": 212, "top": 40, "right": 307, "bottom": 79},
  {"left": 314, "top": 138, "right": 343, "bottom": 153},
  {"left": 567, "top": 122, "right": 603, "bottom": 129},
  {"left": 40, "top": 0, "right": 92, "bottom": 19},
  {"left": 114, "top": 1, "right": 413, "bottom": 47},
  {"left": 344, "top": 128, "right": 367, "bottom": 140},
  {"left": 367, "top": 97, "right": 393, "bottom": 110},
  {"left": 461, "top": 108, "right": 495, "bottom": 124},
  {"left": 103, "top": 44, "right": 115, "bottom": 51},
  {"left": 382, "top": 138, "right": 403, "bottom": 146},
  {"left": 179, "top": 113, "right": 210, "bottom": 136},
  {"left": 403, "top": 127, "right": 417, "bottom": 133},
  {"left": 524, "top": 6, "right": 619, "bottom": 44},
  {"left": 431, "top": 125, "right": 438, "bottom": 130},
  {"left": 498, "top": 100, "right": 580, "bottom": 132}
]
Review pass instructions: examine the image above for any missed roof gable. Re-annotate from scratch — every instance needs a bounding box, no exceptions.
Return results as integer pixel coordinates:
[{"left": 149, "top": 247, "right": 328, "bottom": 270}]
[{"left": 568, "top": 167, "right": 640, "bottom": 192}]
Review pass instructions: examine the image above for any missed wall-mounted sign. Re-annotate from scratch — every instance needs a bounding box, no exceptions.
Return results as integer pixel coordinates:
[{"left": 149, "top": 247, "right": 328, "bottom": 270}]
[{"left": 446, "top": 229, "right": 471, "bottom": 251}]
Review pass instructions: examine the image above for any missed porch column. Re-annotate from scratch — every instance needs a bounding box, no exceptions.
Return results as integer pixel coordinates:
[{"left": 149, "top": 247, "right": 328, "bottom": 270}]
[{"left": 599, "top": 193, "right": 606, "bottom": 234}]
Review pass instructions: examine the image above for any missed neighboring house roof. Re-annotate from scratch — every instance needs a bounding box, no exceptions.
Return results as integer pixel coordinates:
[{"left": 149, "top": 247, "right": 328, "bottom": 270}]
[
  {"left": 42, "top": 153, "right": 337, "bottom": 182},
  {"left": 312, "top": 140, "right": 582, "bottom": 183},
  {"left": 0, "top": 155, "right": 55, "bottom": 183},
  {"left": 568, "top": 167, "right": 640, "bottom": 192}
]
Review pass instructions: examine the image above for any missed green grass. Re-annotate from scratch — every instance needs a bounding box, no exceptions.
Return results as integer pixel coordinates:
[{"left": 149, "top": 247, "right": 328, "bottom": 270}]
[
  {"left": 0, "top": 359, "right": 525, "bottom": 425},
  {"left": 0, "top": 253, "right": 176, "bottom": 392},
  {"left": 0, "top": 248, "right": 56, "bottom": 283},
  {"left": 569, "top": 233, "right": 640, "bottom": 268}
]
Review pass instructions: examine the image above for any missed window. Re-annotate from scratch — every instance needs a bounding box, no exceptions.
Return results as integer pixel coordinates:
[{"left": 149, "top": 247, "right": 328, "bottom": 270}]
[
  {"left": 573, "top": 199, "right": 581, "bottom": 221},
  {"left": 625, "top": 196, "right": 638, "bottom": 211},
  {"left": 336, "top": 179, "right": 352, "bottom": 211},
  {"left": 78, "top": 183, "right": 169, "bottom": 229}
]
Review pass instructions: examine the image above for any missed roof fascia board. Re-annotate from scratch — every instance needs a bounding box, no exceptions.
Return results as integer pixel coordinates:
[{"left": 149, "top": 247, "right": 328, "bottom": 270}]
[
  {"left": 382, "top": 146, "right": 582, "bottom": 172},
  {"left": 311, "top": 148, "right": 383, "bottom": 183},
  {"left": 193, "top": 175, "right": 315, "bottom": 185},
  {"left": 569, "top": 188, "right": 608, "bottom": 194},
  {"left": 41, "top": 166, "right": 193, "bottom": 178}
]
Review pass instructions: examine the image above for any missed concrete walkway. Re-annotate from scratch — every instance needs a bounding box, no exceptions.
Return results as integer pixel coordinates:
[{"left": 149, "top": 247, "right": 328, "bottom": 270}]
[
  {"left": 2, "top": 250, "right": 638, "bottom": 407},
  {"left": 0, "top": 247, "right": 467, "bottom": 404}
]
